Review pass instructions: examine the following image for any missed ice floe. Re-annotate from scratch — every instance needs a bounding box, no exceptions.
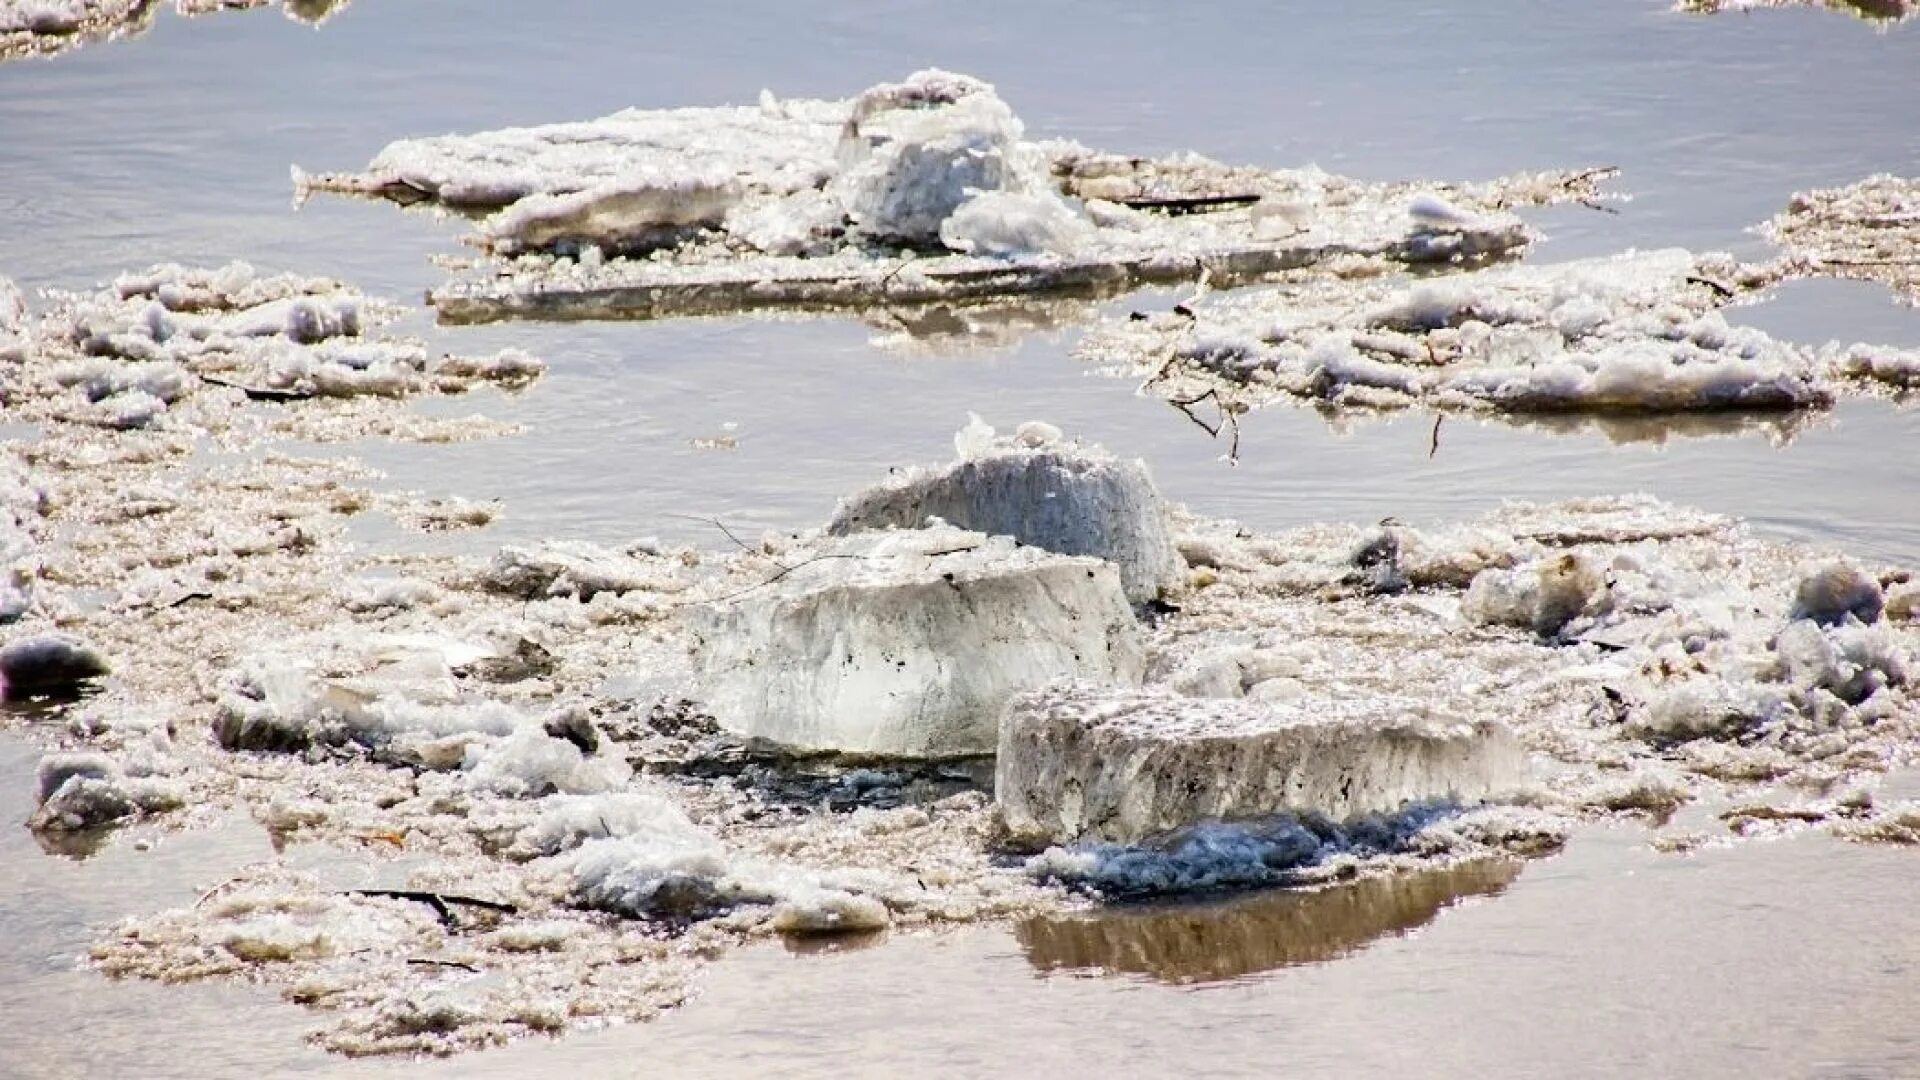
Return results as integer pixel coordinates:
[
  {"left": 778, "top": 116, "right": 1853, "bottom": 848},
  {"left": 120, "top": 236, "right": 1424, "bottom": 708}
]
[
  {"left": 296, "top": 70, "right": 1616, "bottom": 327},
  {"left": 1078, "top": 248, "right": 1920, "bottom": 430}
]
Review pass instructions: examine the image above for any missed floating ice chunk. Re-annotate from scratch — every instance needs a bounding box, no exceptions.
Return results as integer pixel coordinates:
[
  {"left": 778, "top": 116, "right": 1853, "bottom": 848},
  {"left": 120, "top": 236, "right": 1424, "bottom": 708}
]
[
  {"left": 462, "top": 726, "right": 632, "bottom": 798},
  {"left": 1463, "top": 553, "right": 1610, "bottom": 638},
  {"left": 938, "top": 191, "right": 1096, "bottom": 257},
  {"left": 29, "top": 750, "right": 183, "bottom": 832},
  {"left": 566, "top": 832, "right": 740, "bottom": 921},
  {"left": 769, "top": 888, "right": 891, "bottom": 936},
  {"left": 1406, "top": 192, "right": 1480, "bottom": 230},
  {"left": 1790, "top": 561, "right": 1883, "bottom": 626},
  {"left": 431, "top": 347, "right": 546, "bottom": 383},
  {"left": 829, "top": 423, "right": 1186, "bottom": 603},
  {"left": 511, "top": 790, "right": 705, "bottom": 859},
  {"left": 1633, "top": 680, "right": 1782, "bottom": 744},
  {"left": 0, "top": 633, "right": 110, "bottom": 696},
  {"left": 996, "top": 684, "right": 1527, "bottom": 844},
  {"left": 1773, "top": 620, "right": 1908, "bottom": 704},
  {"left": 479, "top": 540, "right": 668, "bottom": 600},
  {"left": 689, "top": 528, "right": 1145, "bottom": 758},
  {"left": 480, "top": 171, "right": 740, "bottom": 256}
]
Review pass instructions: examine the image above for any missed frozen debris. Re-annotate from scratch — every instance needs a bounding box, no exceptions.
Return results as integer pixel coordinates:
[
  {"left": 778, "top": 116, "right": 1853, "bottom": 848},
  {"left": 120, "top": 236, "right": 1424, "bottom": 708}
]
[
  {"left": 1081, "top": 248, "right": 1920, "bottom": 426},
  {"left": 5, "top": 262, "right": 546, "bottom": 444},
  {"left": 1017, "top": 858, "right": 1518, "bottom": 982},
  {"left": 0, "top": 633, "right": 110, "bottom": 696},
  {"left": 997, "top": 683, "right": 1525, "bottom": 845},
  {"left": 1677, "top": 0, "right": 1916, "bottom": 24},
  {"left": 299, "top": 70, "right": 1615, "bottom": 325},
  {"left": 1835, "top": 800, "right": 1920, "bottom": 844},
  {"left": 689, "top": 527, "right": 1146, "bottom": 758},
  {"left": 827, "top": 417, "right": 1185, "bottom": 602},
  {"left": 1766, "top": 174, "right": 1920, "bottom": 305},
  {"left": 28, "top": 750, "right": 185, "bottom": 832}
]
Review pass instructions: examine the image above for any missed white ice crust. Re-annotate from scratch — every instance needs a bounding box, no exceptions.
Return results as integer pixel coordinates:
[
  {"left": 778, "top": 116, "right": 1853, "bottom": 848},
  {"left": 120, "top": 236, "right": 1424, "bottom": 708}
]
[
  {"left": 688, "top": 526, "right": 1146, "bottom": 757},
  {"left": 996, "top": 683, "right": 1526, "bottom": 844},
  {"left": 827, "top": 416, "right": 1186, "bottom": 602}
]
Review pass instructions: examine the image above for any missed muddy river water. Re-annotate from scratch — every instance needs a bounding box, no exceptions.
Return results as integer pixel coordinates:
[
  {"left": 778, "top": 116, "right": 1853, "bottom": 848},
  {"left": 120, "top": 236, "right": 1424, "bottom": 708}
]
[{"left": 2, "top": 1, "right": 1919, "bottom": 1076}]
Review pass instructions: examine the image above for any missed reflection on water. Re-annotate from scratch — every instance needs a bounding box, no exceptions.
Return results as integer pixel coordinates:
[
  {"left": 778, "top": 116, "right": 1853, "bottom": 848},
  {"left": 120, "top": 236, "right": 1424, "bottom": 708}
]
[{"left": 1017, "top": 859, "right": 1520, "bottom": 985}]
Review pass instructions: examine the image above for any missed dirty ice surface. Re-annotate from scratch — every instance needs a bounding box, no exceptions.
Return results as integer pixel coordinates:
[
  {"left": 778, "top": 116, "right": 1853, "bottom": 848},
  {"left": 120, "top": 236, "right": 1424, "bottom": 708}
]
[
  {"left": 1079, "top": 248, "right": 1920, "bottom": 428},
  {"left": 297, "top": 70, "right": 1617, "bottom": 324},
  {"left": 0, "top": 0, "right": 348, "bottom": 63},
  {"left": 6, "top": 281, "right": 1920, "bottom": 1061}
]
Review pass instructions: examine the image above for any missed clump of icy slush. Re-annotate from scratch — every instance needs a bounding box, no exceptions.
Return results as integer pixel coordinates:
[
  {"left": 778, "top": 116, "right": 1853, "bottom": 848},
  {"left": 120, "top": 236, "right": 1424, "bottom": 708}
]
[
  {"left": 997, "top": 683, "right": 1526, "bottom": 844},
  {"left": 828, "top": 417, "right": 1186, "bottom": 602},
  {"left": 689, "top": 527, "right": 1145, "bottom": 757}
]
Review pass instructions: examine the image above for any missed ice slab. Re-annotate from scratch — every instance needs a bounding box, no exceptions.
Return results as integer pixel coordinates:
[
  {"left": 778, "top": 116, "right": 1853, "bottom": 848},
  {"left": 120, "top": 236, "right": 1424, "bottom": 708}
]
[
  {"left": 996, "top": 683, "right": 1526, "bottom": 844},
  {"left": 1079, "top": 248, "right": 1920, "bottom": 424},
  {"left": 1767, "top": 174, "right": 1920, "bottom": 308},
  {"left": 298, "top": 71, "right": 1614, "bottom": 326},
  {"left": 827, "top": 418, "right": 1185, "bottom": 603},
  {"left": 688, "top": 527, "right": 1146, "bottom": 758}
]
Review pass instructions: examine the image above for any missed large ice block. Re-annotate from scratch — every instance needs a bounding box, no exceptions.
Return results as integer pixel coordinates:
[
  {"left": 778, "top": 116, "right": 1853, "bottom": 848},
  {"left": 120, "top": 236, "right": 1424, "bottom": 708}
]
[
  {"left": 996, "top": 684, "right": 1526, "bottom": 843},
  {"left": 688, "top": 528, "right": 1145, "bottom": 758}
]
